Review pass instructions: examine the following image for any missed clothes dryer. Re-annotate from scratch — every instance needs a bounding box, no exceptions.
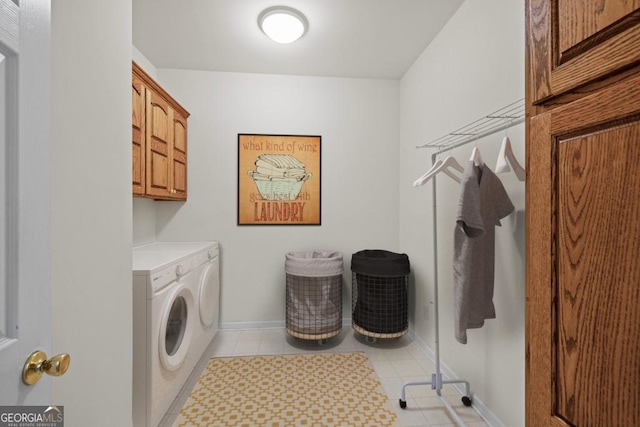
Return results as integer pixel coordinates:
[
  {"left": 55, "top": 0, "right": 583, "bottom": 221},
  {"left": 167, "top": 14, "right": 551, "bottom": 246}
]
[
  {"left": 132, "top": 241, "right": 219, "bottom": 427},
  {"left": 192, "top": 243, "right": 220, "bottom": 358}
]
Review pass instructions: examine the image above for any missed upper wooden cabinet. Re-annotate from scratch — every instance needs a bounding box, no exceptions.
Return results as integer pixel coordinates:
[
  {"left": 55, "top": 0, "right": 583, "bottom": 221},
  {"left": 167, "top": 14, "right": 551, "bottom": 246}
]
[
  {"left": 132, "top": 62, "right": 190, "bottom": 200},
  {"left": 528, "top": 0, "right": 640, "bottom": 102}
]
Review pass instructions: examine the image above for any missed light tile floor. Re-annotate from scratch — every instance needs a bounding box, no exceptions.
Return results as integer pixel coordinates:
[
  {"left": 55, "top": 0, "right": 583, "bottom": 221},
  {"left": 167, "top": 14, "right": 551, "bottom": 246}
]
[{"left": 159, "top": 328, "right": 489, "bottom": 427}]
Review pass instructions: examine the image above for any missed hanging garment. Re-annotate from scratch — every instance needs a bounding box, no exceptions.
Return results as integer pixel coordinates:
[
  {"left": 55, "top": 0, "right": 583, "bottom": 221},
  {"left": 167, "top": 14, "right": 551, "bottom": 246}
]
[{"left": 453, "top": 161, "right": 514, "bottom": 344}]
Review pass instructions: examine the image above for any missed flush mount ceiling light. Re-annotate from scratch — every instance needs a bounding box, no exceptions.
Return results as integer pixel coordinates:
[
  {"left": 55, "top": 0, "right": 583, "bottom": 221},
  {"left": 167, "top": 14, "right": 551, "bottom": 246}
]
[{"left": 258, "top": 6, "right": 308, "bottom": 44}]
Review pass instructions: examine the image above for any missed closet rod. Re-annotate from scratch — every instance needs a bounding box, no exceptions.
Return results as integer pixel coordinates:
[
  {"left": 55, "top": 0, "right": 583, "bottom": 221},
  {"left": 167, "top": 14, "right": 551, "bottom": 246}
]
[{"left": 417, "top": 98, "right": 525, "bottom": 152}]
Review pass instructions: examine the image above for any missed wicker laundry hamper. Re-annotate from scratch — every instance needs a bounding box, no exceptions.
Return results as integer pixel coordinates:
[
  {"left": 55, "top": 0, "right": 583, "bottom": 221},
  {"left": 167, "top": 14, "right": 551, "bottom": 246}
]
[
  {"left": 285, "top": 250, "right": 343, "bottom": 343},
  {"left": 351, "top": 250, "right": 410, "bottom": 341}
]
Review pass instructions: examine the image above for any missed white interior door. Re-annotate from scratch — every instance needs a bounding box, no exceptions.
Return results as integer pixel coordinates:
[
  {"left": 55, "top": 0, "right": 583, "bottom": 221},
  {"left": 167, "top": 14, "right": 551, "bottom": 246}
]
[{"left": 0, "top": 0, "right": 54, "bottom": 405}]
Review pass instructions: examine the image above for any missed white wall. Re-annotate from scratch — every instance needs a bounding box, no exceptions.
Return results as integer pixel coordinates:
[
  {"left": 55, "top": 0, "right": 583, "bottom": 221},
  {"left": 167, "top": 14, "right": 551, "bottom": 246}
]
[
  {"left": 52, "top": 1, "right": 133, "bottom": 425},
  {"left": 133, "top": 198, "right": 155, "bottom": 246},
  {"left": 399, "top": 1, "right": 525, "bottom": 426},
  {"left": 137, "top": 69, "right": 401, "bottom": 323}
]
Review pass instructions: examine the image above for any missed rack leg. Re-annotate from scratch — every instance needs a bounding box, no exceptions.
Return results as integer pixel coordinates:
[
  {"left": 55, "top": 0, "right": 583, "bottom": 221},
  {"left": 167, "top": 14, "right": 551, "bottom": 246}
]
[
  {"left": 399, "top": 379, "right": 434, "bottom": 409},
  {"left": 441, "top": 378, "right": 472, "bottom": 406},
  {"left": 400, "top": 376, "right": 472, "bottom": 426}
]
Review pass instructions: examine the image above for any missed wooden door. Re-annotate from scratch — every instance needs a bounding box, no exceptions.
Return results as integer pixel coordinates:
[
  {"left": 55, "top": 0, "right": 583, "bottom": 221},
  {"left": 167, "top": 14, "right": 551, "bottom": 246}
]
[
  {"left": 526, "top": 1, "right": 640, "bottom": 424},
  {"left": 527, "top": 75, "right": 640, "bottom": 426},
  {"left": 132, "top": 74, "right": 145, "bottom": 196},
  {"left": 171, "top": 110, "right": 187, "bottom": 200},
  {"left": 145, "top": 90, "right": 172, "bottom": 199}
]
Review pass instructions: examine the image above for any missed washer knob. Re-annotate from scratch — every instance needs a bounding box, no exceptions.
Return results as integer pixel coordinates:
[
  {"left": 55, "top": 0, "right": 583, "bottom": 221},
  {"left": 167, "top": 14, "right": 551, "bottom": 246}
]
[{"left": 175, "top": 265, "right": 184, "bottom": 276}]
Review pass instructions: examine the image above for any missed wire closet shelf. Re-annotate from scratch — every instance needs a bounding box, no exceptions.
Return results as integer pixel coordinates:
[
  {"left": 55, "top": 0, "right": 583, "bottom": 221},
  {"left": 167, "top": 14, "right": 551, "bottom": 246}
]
[{"left": 417, "top": 98, "right": 525, "bottom": 154}]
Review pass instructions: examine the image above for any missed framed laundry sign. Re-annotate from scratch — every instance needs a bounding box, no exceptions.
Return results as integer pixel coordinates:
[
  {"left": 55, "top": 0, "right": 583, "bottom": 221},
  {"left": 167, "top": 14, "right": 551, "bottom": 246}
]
[{"left": 238, "top": 134, "right": 321, "bottom": 225}]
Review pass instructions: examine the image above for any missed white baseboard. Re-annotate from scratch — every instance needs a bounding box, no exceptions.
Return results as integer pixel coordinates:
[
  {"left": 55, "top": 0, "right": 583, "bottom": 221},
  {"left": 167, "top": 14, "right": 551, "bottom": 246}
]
[
  {"left": 219, "top": 318, "right": 353, "bottom": 331},
  {"left": 219, "top": 320, "right": 284, "bottom": 330}
]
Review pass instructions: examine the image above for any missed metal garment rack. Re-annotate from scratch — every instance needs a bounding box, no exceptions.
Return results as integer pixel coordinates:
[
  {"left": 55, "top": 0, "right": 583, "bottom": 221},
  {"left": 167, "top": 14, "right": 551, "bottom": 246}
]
[{"left": 399, "top": 99, "right": 525, "bottom": 426}]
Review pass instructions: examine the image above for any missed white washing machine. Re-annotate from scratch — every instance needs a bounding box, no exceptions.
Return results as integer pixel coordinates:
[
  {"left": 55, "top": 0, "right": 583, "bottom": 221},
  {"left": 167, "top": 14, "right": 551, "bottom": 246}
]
[{"left": 132, "top": 241, "right": 220, "bottom": 427}]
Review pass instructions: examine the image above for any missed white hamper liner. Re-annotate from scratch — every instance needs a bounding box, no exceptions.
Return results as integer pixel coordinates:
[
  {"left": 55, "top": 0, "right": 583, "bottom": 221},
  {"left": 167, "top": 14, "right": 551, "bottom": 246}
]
[{"left": 285, "top": 251, "right": 343, "bottom": 341}]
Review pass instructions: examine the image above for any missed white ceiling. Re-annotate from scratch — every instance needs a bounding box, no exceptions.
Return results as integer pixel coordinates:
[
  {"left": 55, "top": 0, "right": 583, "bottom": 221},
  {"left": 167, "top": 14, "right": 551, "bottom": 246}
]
[{"left": 132, "top": 0, "right": 465, "bottom": 79}]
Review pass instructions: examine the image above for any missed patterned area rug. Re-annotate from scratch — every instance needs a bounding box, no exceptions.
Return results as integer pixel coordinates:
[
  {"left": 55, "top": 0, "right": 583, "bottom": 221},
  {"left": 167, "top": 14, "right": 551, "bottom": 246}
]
[{"left": 174, "top": 352, "right": 399, "bottom": 427}]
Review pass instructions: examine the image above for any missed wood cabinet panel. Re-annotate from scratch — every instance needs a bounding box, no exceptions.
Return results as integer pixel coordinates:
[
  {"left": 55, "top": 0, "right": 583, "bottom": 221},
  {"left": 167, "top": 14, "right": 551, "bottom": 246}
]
[
  {"left": 132, "top": 62, "right": 189, "bottom": 200},
  {"left": 558, "top": 0, "right": 640, "bottom": 54},
  {"left": 173, "top": 113, "right": 187, "bottom": 154},
  {"left": 171, "top": 112, "right": 187, "bottom": 199},
  {"left": 528, "top": 0, "right": 640, "bottom": 102},
  {"left": 150, "top": 152, "right": 168, "bottom": 190},
  {"left": 132, "top": 76, "right": 145, "bottom": 196},
  {"left": 526, "top": 67, "right": 640, "bottom": 427},
  {"left": 556, "top": 125, "right": 640, "bottom": 427},
  {"left": 146, "top": 92, "right": 171, "bottom": 198}
]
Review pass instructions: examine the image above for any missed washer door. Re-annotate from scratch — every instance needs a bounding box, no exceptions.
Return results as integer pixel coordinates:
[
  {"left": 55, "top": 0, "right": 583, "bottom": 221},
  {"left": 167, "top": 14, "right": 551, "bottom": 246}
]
[
  {"left": 159, "top": 285, "right": 194, "bottom": 371},
  {"left": 198, "top": 257, "right": 220, "bottom": 328}
]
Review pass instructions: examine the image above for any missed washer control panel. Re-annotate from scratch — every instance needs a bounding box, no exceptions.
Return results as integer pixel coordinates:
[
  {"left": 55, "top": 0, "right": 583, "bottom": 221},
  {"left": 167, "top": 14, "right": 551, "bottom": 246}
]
[
  {"left": 134, "top": 242, "right": 219, "bottom": 296},
  {"left": 150, "top": 258, "right": 193, "bottom": 294},
  {"left": 175, "top": 265, "right": 185, "bottom": 276},
  {"left": 207, "top": 245, "right": 219, "bottom": 260},
  {"left": 192, "top": 245, "right": 219, "bottom": 270}
]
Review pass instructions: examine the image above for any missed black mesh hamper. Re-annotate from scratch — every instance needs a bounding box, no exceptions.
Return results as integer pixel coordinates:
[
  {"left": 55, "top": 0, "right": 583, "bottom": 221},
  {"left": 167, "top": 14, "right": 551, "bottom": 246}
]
[
  {"left": 285, "top": 250, "right": 343, "bottom": 343},
  {"left": 351, "top": 250, "right": 410, "bottom": 340}
]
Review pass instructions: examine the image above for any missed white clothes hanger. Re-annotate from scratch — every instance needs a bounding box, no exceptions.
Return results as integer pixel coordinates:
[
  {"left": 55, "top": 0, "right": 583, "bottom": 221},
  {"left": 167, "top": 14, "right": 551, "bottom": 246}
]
[
  {"left": 469, "top": 130, "right": 483, "bottom": 166},
  {"left": 469, "top": 146, "right": 483, "bottom": 166},
  {"left": 495, "top": 135, "right": 526, "bottom": 181},
  {"left": 413, "top": 155, "right": 464, "bottom": 187}
]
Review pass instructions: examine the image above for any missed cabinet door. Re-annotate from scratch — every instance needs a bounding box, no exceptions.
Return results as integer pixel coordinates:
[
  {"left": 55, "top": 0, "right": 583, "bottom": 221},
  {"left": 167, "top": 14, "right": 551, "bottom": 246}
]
[
  {"left": 132, "top": 74, "right": 145, "bottom": 196},
  {"left": 528, "top": 0, "right": 640, "bottom": 102},
  {"left": 145, "top": 90, "right": 172, "bottom": 199},
  {"left": 171, "top": 110, "right": 187, "bottom": 200},
  {"left": 526, "top": 73, "right": 640, "bottom": 426}
]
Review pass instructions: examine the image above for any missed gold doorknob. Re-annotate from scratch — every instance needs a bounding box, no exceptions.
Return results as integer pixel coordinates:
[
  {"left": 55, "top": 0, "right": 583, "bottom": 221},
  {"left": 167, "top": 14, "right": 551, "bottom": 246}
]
[{"left": 22, "top": 351, "right": 71, "bottom": 385}]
